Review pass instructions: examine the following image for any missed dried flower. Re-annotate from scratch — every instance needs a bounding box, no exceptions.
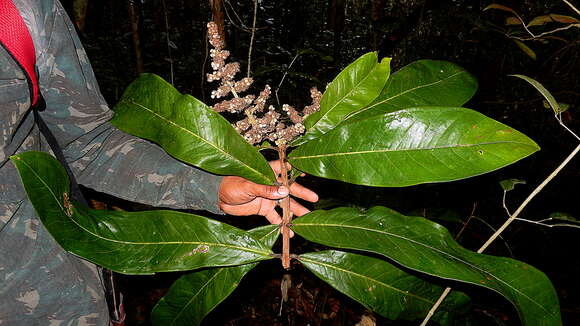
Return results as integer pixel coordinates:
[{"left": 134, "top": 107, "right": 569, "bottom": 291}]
[
  {"left": 283, "top": 104, "right": 302, "bottom": 124},
  {"left": 206, "top": 21, "right": 321, "bottom": 146},
  {"left": 303, "top": 87, "right": 322, "bottom": 117},
  {"left": 234, "top": 77, "right": 253, "bottom": 93},
  {"left": 212, "top": 95, "right": 254, "bottom": 113},
  {"left": 207, "top": 22, "right": 224, "bottom": 50}
]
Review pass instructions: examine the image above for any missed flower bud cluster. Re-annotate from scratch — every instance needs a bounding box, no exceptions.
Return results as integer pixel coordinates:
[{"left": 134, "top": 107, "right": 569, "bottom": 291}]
[
  {"left": 207, "top": 21, "right": 224, "bottom": 50},
  {"left": 206, "top": 21, "right": 322, "bottom": 146},
  {"left": 303, "top": 87, "right": 322, "bottom": 116},
  {"left": 207, "top": 22, "right": 253, "bottom": 105}
]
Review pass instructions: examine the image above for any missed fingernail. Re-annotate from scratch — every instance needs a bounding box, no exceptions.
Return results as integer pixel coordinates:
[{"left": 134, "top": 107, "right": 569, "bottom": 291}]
[{"left": 277, "top": 186, "right": 289, "bottom": 196}]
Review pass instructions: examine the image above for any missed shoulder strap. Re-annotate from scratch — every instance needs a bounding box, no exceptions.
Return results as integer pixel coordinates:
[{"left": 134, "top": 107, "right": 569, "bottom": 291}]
[
  {"left": 0, "top": 0, "right": 40, "bottom": 107},
  {"left": 33, "top": 107, "right": 88, "bottom": 205},
  {"left": 0, "top": 0, "right": 86, "bottom": 204}
]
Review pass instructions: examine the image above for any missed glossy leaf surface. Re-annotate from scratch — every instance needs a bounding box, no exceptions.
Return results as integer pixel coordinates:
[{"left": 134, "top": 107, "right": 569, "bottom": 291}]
[
  {"left": 300, "top": 250, "right": 471, "bottom": 324},
  {"left": 151, "top": 225, "right": 279, "bottom": 326},
  {"left": 289, "top": 107, "right": 539, "bottom": 187},
  {"left": 11, "top": 151, "right": 272, "bottom": 275},
  {"left": 292, "top": 207, "right": 561, "bottom": 326},
  {"left": 344, "top": 60, "right": 478, "bottom": 122},
  {"left": 294, "top": 52, "right": 390, "bottom": 145},
  {"left": 111, "top": 73, "right": 275, "bottom": 185}
]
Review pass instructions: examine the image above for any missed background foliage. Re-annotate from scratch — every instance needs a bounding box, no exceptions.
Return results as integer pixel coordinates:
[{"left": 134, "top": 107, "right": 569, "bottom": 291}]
[{"left": 60, "top": 0, "right": 579, "bottom": 324}]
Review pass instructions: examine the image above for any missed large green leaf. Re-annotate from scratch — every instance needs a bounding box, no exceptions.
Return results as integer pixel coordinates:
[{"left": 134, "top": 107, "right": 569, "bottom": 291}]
[
  {"left": 300, "top": 250, "right": 471, "bottom": 325},
  {"left": 292, "top": 207, "right": 561, "bottom": 326},
  {"left": 10, "top": 151, "right": 273, "bottom": 274},
  {"left": 293, "top": 52, "right": 391, "bottom": 145},
  {"left": 152, "top": 263, "right": 256, "bottom": 326},
  {"left": 111, "top": 73, "right": 275, "bottom": 185},
  {"left": 344, "top": 59, "right": 478, "bottom": 122},
  {"left": 151, "top": 225, "right": 279, "bottom": 326},
  {"left": 246, "top": 224, "right": 281, "bottom": 249},
  {"left": 288, "top": 107, "right": 539, "bottom": 187}
]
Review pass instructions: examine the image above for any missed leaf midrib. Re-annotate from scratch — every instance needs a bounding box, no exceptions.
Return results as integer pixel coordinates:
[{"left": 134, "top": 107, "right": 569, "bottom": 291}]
[
  {"left": 20, "top": 158, "right": 271, "bottom": 257},
  {"left": 125, "top": 100, "right": 272, "bottom": 185},
  {"left": 290, "top": 141, "right": 536, "bottom": 160},
  {"left": 294, "top": 221, "right": 553, "bottom": 316},
  {"left": 309, "top": 59, "right": 380, "bottom": 131},
  {"left": 300, "top": 255, "right": 437, "bottom": 305},
  {"left": 168, "top": 269, "right": 224, "bottom": 326},
  {"left": 167, "top": 228, "right": 277, "bottom": 325},
  {"left": 345, "top": 70, "right": 466, "bottom": 120}
]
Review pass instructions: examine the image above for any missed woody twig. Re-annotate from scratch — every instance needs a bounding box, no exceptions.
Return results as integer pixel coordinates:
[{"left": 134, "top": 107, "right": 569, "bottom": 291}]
[{"left": 206, "top": 21, "right": 321, "bottom": 268}]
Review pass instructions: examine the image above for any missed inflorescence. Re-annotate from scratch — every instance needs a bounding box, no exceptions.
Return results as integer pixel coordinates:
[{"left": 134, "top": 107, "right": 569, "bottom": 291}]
[{"left": 206, "top": 21, "right": 321, "bottom": 146}]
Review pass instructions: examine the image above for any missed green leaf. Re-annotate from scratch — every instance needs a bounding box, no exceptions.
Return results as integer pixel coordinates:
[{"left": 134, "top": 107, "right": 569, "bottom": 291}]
[
  {"left": 505, "top": 16, "right": 523, "bottom": 25},
  {"left": 300, "top": 250, "right": 471, "bottom": 324},
  {"left": 343, "top": 60, "right": 478, "bottom": 122},
  {"left": 288, "top": 107, "right": 539, "bottom": 187},
  {"left": 484, "top": 4, "right": 523, "bottom": 24},
  {"left": 152, "top": 264, "right": 255, "bottom": 326},
  {"left": 543, "top": 101, "right": 569, "bottom": 113},
  {"left": 548, "top": 212, "right": 578, "bottom": 222},
  {"left": 512, "top": 40, "right": 537, "bottom": 60},
  {"left": 151, "top": 225, "right": 279, "bottom": 326},
  {"left": 510, "top": 75, "right": 561, "bottom": 114},
  {"left": 528, "top": 14, "right": 580, "bottom": 26},
  {"left": 292, "top": 207, "right": 562, "bottom": 326},
  {"left": 500, "top": 178, "right": 526, "bottom": 191},
  {"left": 247, "top": 224, "right": 280, "bottom": 248},
  {"left": 293, "top": 52, "right": 391, "bottom": 145},
  {"left": 111, "top": 73, "right": 275, "bottom": 185},
  {"left": 10, "top": 151, "right": 273, "bottom": 275}
]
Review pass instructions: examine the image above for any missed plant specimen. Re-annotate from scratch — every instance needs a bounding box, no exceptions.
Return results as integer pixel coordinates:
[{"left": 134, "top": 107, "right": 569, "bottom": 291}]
[{"left": 11, "top": 21, "right": 563, "bottom": 326}]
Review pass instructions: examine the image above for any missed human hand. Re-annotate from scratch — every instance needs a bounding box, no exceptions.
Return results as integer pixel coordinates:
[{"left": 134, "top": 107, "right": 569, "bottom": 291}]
[{"left": 218, "top": 161, "right": 318, "bottom": 225}]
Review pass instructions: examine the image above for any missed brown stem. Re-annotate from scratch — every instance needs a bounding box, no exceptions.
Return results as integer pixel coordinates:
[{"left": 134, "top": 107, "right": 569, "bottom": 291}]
[
  {"left": 209, "top": 0, "right": 226, "bottom": 46},
  {"left": 277, "top": 145, "right": 292, "bottom": 269},
  {"left": 127, "top": 0, "right": 144, "bottom": 74}
]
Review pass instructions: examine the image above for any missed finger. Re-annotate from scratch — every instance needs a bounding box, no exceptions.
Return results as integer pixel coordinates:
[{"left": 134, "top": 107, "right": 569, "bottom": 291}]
[
  {"left": 219, "top": 201, "right": 259, "bottom": 216},
  {"left": 289, "top": 182, "right": 318, "bottom": 203},
  {"left": 268, "top": 160, "right": 292, "bottom": 175},
  {"left": 246, "top": 183, "right": 289, "bottom": 200},
  {"left": 289, "top": 198, "right": 310, "bottom": 217},
  {"left": 264, "top": 209, "right": 283, "bottom": 225},
  {"left": 219, "top": 176, "right": 256, "bottom": 205}
]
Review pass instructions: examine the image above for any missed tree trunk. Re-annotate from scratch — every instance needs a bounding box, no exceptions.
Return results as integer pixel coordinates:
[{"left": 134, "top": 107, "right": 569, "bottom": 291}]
[
  {"left": 209, "top": 0, "right": 226, "bottom": 46},
  {"left": 327, "top": 0, "right": 346, "bottom": 61},
  {"left": 127, "top": 0, "right": 144, "bottom": 74}
]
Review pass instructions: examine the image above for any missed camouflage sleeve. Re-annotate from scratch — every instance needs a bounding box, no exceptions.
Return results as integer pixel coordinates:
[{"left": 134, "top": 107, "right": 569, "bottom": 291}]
[{"left": 33, "top": 0, "right": 223, "bottom": 213}]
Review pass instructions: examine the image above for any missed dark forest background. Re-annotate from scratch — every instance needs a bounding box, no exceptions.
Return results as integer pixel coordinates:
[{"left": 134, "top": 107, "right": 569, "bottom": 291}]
[{"left": 59, "top": 0, "right": 579, "bottom": 325}]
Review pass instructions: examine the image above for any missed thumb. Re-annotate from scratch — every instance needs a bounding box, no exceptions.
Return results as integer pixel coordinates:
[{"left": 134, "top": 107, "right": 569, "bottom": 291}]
[{"left": 248, "top": 184, "right": 289, "bottom": 200}]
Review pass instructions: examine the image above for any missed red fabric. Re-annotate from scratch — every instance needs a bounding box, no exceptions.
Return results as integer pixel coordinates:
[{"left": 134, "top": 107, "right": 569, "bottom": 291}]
[{"left": 0, "top": 0, "right": 39, "bottom": 106}]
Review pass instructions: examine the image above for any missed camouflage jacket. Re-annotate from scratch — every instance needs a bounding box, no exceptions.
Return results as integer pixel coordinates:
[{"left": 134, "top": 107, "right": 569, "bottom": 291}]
[{"left": 0, "top": 0, "right": 222, "bottom": 324}]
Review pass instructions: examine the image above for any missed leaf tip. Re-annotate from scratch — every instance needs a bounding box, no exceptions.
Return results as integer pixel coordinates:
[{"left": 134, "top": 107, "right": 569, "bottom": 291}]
[{"left": 379, "top": 56, "right": 392, "bottom": 66}]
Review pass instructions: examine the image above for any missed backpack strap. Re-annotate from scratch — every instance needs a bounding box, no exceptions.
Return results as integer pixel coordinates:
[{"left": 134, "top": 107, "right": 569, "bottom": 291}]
[
  {"left": 0, "top": 0, "right": 87, "bottom": 204},
  {"left": 0, "top": 0, "right": 40, "bottom": 107}
]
